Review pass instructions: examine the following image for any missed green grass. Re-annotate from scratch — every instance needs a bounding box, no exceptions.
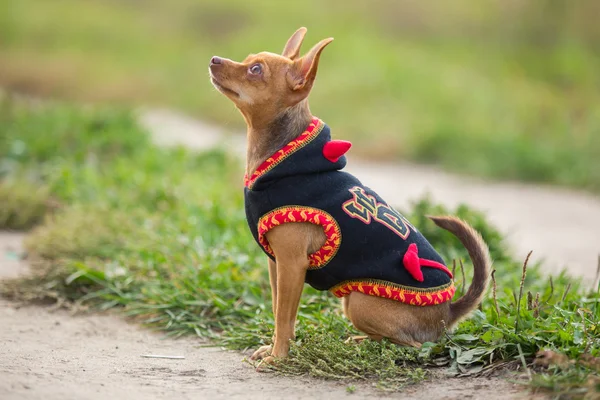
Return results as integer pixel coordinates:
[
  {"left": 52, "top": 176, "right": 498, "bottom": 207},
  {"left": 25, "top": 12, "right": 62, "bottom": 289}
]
[
  {"left": 1, "top": 100, "right": 599, "bottom": 397},
  {"left": 1, "top": 0, "right": 600, "bottom": 190}
]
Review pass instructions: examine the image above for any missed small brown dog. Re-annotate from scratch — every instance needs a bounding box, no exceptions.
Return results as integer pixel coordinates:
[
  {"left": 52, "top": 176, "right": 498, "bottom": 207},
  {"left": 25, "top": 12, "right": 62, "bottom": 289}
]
[{"left": 209, "top": 27, "right": 491, "bottom": 367}]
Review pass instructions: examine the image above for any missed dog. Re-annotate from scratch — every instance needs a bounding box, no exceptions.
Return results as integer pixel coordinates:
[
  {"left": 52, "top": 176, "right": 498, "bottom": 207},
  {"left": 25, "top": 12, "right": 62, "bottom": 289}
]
[{"left": 209, "top": 27, "right": 491, "bottom": 367}]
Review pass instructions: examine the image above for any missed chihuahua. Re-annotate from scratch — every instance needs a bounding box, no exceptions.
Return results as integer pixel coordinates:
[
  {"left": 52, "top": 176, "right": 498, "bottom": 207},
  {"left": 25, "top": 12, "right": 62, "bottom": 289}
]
[{"left": 209, "top": 27, "right": 491, "bottom": 367}]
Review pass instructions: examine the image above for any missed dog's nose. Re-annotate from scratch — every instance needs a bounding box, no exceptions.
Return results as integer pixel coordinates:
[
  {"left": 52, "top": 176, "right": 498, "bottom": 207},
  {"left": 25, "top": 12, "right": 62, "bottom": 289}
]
[{"left": 210, "top": 56, "right": 222, "bottom": 66}]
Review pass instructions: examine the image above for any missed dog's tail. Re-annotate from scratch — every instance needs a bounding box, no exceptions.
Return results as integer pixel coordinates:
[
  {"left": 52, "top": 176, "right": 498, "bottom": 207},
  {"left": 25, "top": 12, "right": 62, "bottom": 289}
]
[{"left": 428, "top": 216, "right": 492, "bottom": 327}]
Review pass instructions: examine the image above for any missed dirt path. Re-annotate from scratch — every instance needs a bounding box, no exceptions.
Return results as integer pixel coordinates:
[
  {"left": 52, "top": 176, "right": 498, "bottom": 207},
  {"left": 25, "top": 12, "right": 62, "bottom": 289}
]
[
  {"left": 141, "top": 109, "right": 600, "bottom": 282},
  {"left": 1, "top": 233, "right": 534, "bottom": 400}
]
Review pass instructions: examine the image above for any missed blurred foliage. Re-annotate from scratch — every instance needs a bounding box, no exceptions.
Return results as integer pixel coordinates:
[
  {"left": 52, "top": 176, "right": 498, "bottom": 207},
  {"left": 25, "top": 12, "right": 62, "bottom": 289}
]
[
  {"left": 0, "top": 0, "right": 599, "bottom": 189},
  {"left": 0, "top": 179, "right": 51, "bottom": 230}
]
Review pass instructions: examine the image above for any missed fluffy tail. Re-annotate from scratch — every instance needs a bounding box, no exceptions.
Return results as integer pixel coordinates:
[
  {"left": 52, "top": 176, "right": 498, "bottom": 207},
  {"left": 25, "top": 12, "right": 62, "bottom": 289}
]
[{"left": 428, "top": 216, "right": 492, "bottom": 327}]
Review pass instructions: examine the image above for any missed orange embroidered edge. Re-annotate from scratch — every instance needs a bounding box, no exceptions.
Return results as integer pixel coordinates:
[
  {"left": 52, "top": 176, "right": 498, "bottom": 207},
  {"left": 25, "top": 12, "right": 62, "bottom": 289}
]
[
  {"left": 330, "top": 280, "right": 455, "bottom": 306},
  {"left": 244, "top": 118, "right": 324, "bottom": 188},
  {"left": 257, "top": 206, "right": 341, "bottom": 270}
]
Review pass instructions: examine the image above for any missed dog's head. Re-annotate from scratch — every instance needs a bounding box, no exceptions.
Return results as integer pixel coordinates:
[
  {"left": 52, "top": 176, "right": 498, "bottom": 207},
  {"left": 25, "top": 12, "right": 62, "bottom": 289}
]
[{"left": 209, "top": 27, "right": 333, "bottom": 125}]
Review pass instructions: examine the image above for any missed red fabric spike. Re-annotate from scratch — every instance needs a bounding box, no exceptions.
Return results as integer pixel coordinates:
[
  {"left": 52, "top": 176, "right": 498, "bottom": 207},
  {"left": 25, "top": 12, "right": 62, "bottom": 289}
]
[
  {"left": 403, "top": 243, "right": 453, "bottom": 282},
  {"left": 323, "top": 140, "right": 352, "bottom": 163},
  {"left": 419, "top": 258, "right": 453, "bottom": 278},
  {"left": 403, "top": 243, "right": 424, "bottom": 282}
]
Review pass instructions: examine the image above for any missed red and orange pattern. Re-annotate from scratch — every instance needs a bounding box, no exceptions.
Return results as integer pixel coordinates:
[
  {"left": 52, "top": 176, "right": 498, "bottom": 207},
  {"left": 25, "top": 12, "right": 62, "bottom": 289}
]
[
  {"left": 244, "top": 118, "right": 324, "bottom": 189},
  {"left": 331, "top": 279, "right": 455, "bottom": 306},
  {"left": 257, "top": 206, "right": 341, "bottom": 269}
]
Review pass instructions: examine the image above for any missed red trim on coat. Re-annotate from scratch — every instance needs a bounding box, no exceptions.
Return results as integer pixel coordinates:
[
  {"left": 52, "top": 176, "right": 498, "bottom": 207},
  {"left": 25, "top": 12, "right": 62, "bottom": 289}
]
[
  {"left": 331, "top": 280, "right": 455, "bottom": 306},
  {"left": 257, "top": 206, "right": 341, "bottom": 269}
]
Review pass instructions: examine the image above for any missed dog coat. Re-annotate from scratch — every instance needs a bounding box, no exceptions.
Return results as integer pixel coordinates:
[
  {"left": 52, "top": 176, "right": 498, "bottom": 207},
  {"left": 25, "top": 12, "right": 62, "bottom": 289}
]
[{"left": 244, "top": 118, "right": 455, "bottom": 306}]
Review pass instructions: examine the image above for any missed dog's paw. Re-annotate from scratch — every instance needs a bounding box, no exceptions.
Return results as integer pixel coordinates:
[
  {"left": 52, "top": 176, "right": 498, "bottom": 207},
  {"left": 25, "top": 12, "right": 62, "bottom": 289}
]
[
  {"left": 255, "top": 355, "right": 278, "bottom": 372},
  {"left": 250, "top": 344, "right": 273, "bottom": 361}
]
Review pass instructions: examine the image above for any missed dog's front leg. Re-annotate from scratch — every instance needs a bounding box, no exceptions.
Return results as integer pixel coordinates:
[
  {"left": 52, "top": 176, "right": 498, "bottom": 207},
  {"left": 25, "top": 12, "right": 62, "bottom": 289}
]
[
  {"left": 270, "top": 254, "right": 307, "bottom": 359},
  {"left": 250, "top": 258, "right": 278, "bottom": 361},
  {"left": 251, "top": 256, "right": 307, "bottom": 365},
  {"left": 252, "top": 224, "right": 310, "bottom": 366}
]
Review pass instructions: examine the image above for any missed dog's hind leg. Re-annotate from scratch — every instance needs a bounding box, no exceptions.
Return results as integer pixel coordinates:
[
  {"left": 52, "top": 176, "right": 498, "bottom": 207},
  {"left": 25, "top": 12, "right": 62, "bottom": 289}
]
[{"left": 343, "top": 292, "right": 449, "bottom": 347}]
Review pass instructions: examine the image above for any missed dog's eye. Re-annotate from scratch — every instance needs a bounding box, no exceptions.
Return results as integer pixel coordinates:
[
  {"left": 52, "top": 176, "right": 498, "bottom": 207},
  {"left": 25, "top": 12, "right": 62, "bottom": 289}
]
[{"left": 249, "top": 64, "right": 262, "bottom": 75}]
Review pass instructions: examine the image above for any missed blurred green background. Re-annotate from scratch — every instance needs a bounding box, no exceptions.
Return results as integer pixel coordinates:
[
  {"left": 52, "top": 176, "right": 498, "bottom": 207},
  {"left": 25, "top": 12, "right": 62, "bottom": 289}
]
[{"left": 1, "top": 0, "right": 599, "bottom": 190}]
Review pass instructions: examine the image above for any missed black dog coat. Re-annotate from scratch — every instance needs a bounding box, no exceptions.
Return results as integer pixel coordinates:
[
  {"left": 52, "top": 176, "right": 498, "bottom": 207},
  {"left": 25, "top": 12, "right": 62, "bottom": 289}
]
[{"left": 244, "top": 118, "right": 455, "bottom": 306}]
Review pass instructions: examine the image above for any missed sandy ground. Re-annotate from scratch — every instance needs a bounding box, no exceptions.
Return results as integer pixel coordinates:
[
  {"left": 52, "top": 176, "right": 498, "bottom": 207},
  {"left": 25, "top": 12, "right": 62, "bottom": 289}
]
[{"left": 4, "top": 107, "right": 597, "bottom": 399}]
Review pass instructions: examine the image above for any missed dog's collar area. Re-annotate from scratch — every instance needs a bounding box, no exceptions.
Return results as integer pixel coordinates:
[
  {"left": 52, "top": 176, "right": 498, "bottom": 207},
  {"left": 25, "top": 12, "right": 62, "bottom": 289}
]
[{"left": 244, "top": 117, "right": 324, "bottom": 188}]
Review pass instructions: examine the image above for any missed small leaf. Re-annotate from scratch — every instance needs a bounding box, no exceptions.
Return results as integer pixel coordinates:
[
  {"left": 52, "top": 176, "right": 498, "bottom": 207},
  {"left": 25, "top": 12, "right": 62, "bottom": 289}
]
[
  {"left": 456, "top": 347, "right": 491, "bottom": 365},
  {"left": 481, "top": 330, "right": 504, "bottom": 343},
  {"left": 573, "top": 329, "right": 584, "bottom": 345},
  {"left": 65, "top": 269, "right": 88, "bottom": 285},
  {"left": 418, "top": 342, "right": 437, "bottom": 359},
  {"left": 452, "top": 334, "right": 479, "bottom": 342},
  {"left": 458, "top": 364, "right": 484, "bottom": 376}
]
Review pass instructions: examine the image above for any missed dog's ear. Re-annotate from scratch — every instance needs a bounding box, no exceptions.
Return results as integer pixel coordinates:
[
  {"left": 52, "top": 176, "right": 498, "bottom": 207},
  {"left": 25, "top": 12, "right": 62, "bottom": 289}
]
[
  {"left": 287, "top": 37, "right": 333, "bottom": 94},
  {"left": 282, "top": 27, "right": 308, "bottom": 60}
]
